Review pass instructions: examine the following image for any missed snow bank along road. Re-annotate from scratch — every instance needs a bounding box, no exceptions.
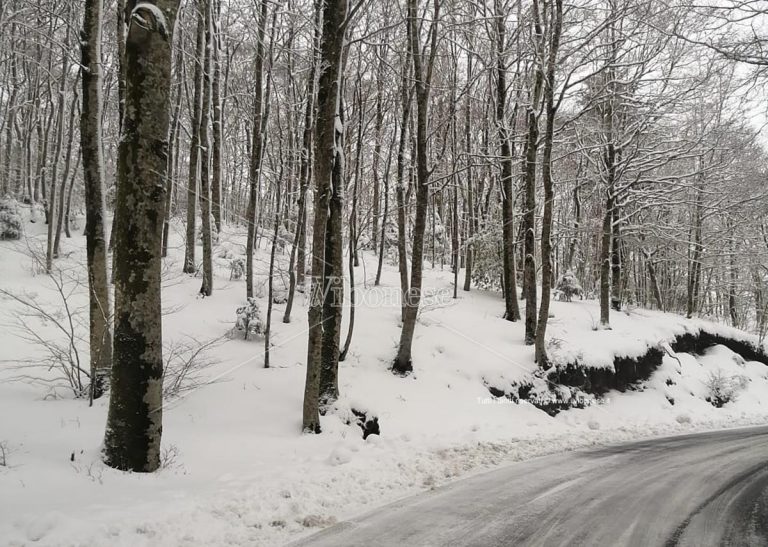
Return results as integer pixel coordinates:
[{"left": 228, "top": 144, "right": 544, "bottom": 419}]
[{"left": 294, "top": 426, "right": 768, "bottom": 546}]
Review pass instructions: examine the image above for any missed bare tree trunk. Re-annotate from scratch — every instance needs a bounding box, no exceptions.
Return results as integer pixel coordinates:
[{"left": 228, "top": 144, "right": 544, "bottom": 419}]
[
  {"left": 245, "top": 0, "right": 269, "bottom": 299},
  {"left": 371, "top": 43, "right": 386, "bottom": 255},
  {"left": 265, "top": 165, "right": 282, "bottom": 368},
  {"left": 46, "top": 44, "right": 70, "bottom": 272},
  {"left": 198, "top": 0, "right": 214, "bottom": 296},
  {"left": 283, "top": 9, "right": 319, "bottom": 323},
  {"left": 521, "top": 1, "right": 545, "bottom": 344},
  {"left": 496, "top": 0, "right": 521, "bottom": 321},
  {"left": 210, "top": 0, "right": 223, "bottom": 233},
  {"left": 303, "top": 0, "right": 347, "bottom": 433},
  {"left": 375, "top": 136, "right": 394, "bottom": 286},
  {"left": 104, "top": 0, "right": 179, "bottom": 472},
  {"left": 599, "top": 191, "right": 613, "bottom": 326},
  {"left": 610, "top": 204, "right": 621, "bottom": 311},
  {"left": 64, "top": 152, "right": 81, "bottom": 238},
  {"left": 288, "top": 2, "right": 320, "bottom": 310},
  {"left": 162, "top": 40, "right": 183, "bottom": 258},
  {"left": 728, "top": 221, "right": 738, "bottom": 327},
  {"left": 80, "top": 0, "right": 112, "bottom": 401},
  {"left": 462, "top": 51, "right": 474, "bottom": 293},
  {"left": 319, "top": 93, "right": 345, "bottom": 408},
  {"left": 565, "top": 178, "right": 581, "bottom": 271},
  {"left": 534, "top": 0, "right": 562, "bottom": 367},
  {"left": 108, "top": 0, "right": 127, "bottom": 257},
  {"left": 53, "top": 87, "right": 78, "bottom": 258},
  {"left": 393, "top": 0, "right": 440, "bottom": 375},
  {"left": 184, "top": 7, "right": 205, "bottom": 275},
  {"left": 686, "top": 170, "right": 704, "bottom": 318},
  {"left": 395, "top": 59, "right": 412, "bottom": 320}
]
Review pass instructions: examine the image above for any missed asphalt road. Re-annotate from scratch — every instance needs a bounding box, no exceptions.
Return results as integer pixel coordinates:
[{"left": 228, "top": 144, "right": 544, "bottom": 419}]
[{"left": 293, "top": 426, "right": 768, "bottom": 547}]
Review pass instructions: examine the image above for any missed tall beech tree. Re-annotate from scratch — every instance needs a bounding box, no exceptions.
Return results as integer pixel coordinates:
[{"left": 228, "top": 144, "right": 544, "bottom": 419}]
[
  {"left": 104, "top": 0, "right": 180, "bottom": 473},
  {"left": 302, "top": 0, "right": 348, "bottom": 433}
]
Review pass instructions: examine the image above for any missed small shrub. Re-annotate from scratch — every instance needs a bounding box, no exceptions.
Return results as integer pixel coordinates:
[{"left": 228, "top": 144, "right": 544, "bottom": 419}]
[
  {"left": 554, "top": 270, "right": 583, "bottom": 302},
  {"left": 229, "top": 257, "right": 245, "bottom": 280},
  {"left": 235, "top": 298, "right": 264, "bottom": 340},
  {"left": 0, "top": 198, "right": 22, "bottom": 240},
  {"left": 467, "top": 228, "right": 504, "bottom": 292},
  {"left": 705, "top": 369, "right": 745, "bottom": 408},
  {"left": 162, "top": 336, "right": 221, "bottom": 399}
]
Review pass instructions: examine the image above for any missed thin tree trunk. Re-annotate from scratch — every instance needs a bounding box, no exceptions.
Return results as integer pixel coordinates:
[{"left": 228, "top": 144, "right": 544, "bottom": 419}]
[
  {"left": 463, "top": 51, "right": 474, "bottom": 293},
  {"left": 610, "top": 204, "right": 621, "bottom": 311},
  {"left": 184, "top": 7, "right": 206, "bottom": 274},
  {"left": 393, "top": 0, "right": 440, "bottom": 375},
  {"left": 534, "top": 0, "right": 562, "bottom": 366},
  {"left": 282, "top": 58, "right": 313, "bottom": 323},
  {"left": 599, "top": 192, "right": 614, "bottom": 326},
  {"left": 198, "top": 0, "right": 214, "bottom": 296},
  {"left": 521, "top": 2, "right": 545, "bottom": 344},
  {"left": 46, "top": 44, "right": 70, "bottom": 272},
  {"left": 395, "top": 61, "right": 412, "bottom": 320},
  {"left": 371, "top": 44, "right": 386, "bottom": 255},
  {"left": 163, "top": 40, "right": 184, "bottom": 258},
  {"left": 64, "top": 151, "right": 81, "bottom": 238},
  {"left": 245, "top": 0, "right": 269, "bottom": 298},
  {"left": 210, "top": 0, "right": 223, "bottom": 233},
  {"left": 265, "top": 165, "right": 282, "bottom": 368},
  {"left": 80, "top": 0, "right": 112, "bottom": 401},
  {"left": 289, "top": 5, "right": 320, "bottom": 304},
  {"left": 53, "top": 87, "right": 78, "bottom": 258},
  {"left": 496, "top": 1, "right": 521, "bottom": 321}
]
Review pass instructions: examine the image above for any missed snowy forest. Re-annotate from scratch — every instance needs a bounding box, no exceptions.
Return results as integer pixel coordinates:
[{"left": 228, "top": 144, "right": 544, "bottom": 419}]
[{"left": 3, "top": 0, "right": 768, "bottom": 545}]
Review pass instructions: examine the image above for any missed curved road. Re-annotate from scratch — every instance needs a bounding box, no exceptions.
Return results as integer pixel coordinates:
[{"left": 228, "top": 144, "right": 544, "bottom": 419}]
[{"left": 294, "top": 426, "right": 768, "bottom": 546}]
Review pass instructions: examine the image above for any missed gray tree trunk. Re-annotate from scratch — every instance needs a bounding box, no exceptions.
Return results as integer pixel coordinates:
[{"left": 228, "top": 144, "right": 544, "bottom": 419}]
[
  {"left": 303, "top": 0, "right": 347, "bottom": 433},
  {"left": 198, "top": 0, "right": 213, "bottom": 296},
  {"left": 393, "top": 0, "right": 439, "bottom": 375},
  {"left": 80, "top": 0, "right": 112, "bottom": 400},
  {"left": 104, "top": 0, "right": 179, "bottom": 472},
  {"left": 245, "top": 0, "right": 269, "bottom": 299},
  {"left": 183, "top": 7, "right": 205, "bottom": 275},
  {"left": 521, "top": 4, "right": 545, "bottom": 345},
  {"left": 210, "top": 0, "right": 223, "bottom": 233},
  {"left": 495, "top": 1, "right": 521, "bottom": 322},
  {"left": 283, "top": 3, "right": 319, "bottom": 322},
  {"left": 534, "top": 0, "right": 562, "bottom": 367}
]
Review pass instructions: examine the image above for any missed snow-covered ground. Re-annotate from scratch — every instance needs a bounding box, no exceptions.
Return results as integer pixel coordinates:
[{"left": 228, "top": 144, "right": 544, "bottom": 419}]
[{"left": 2, "top": 214, "right": 768, "bottom": 547}]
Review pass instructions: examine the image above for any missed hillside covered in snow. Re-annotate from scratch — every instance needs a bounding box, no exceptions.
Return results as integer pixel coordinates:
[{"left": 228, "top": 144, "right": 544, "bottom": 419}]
[{"left": 2, "top": 217, "right": 768, "bottom": 546}]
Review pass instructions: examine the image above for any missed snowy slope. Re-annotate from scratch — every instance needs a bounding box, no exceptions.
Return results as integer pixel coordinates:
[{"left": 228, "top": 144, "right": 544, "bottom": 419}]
[{"left": 1, "top": 215, "right": 767, "bottom": 546}]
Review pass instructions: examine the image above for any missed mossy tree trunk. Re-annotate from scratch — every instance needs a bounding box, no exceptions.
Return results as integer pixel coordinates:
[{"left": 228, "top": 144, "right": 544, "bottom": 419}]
[{"left": 104, "top": 0, "right": 179, "bottom": 473}]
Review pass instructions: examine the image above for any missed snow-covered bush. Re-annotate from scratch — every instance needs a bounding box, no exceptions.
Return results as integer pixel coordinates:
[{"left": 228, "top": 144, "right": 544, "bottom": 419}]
[
  {"left": 229, "top": 257, "right": 245, "bottom": 280},
  {"left": 235, "top": 297, "right": 264, "bottom": 340},
  {"left": 554, "top": 270, "right": 583, "bottom": 302},
  {"left": 705, "top": 369, "right": 747, "bottom": 408},
  {"left": 0, "top": 198, "right": 22, "bottom": 240},
  {"left": 467, "top": 229, "right": 504, "bottom": 291},
  {"left": 28, "top": 201, "right": 45, "bottom": 224}
]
